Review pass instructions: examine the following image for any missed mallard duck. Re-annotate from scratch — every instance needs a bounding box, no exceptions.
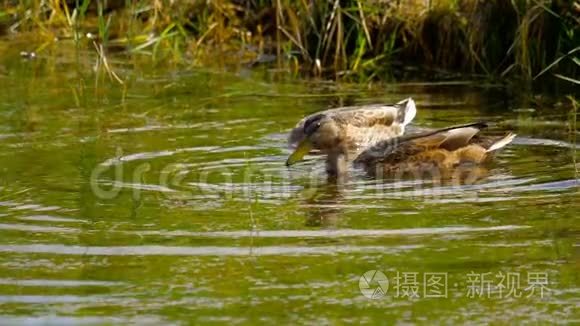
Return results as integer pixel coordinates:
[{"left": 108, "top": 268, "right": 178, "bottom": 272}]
[
  {"left": 286, "top": 98, "right": 417, "bottom": 174},
  {"left": 287, "top": 117, "right": 515, "bottom": 180},
  {"left": 353, "top": 122, "right": 516, "bottom": 180}
]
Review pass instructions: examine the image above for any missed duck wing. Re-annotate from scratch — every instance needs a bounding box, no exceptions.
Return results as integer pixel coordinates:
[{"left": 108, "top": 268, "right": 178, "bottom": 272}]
[
  {"left": 354, "top": 122, "right": 488, "bottom": 166},
  {"left": 329, "top": 97, "right": 416, "bottom": 128},
  {"left": 288, "top": 98, "right": 416, "bottom": 147}
]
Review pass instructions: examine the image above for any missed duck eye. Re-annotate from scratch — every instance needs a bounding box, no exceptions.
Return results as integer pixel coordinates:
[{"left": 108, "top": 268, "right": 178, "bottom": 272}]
[
  {"left": 304, "top": 114, "right": 325, "bottom": 136},
  {"left": 305, "top": 120, "right": 322, "bottom": 136}
]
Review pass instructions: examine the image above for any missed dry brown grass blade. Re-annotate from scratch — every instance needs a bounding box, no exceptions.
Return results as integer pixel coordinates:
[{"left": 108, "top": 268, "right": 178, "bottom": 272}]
[
  {"left": 93, "top": 41, "right": 124, "bottom": 85},
  {"left": 357, "top": 0, "right": 373, "bottom": 50},
  {"left": 553, "top": 74, "right": 580, "bottom": 85},
  {"left": 322, "top": 0, "right": 340, "bottom": 54},
  {"left": 275, "top": 0, "right": 283, "bottom": 63},
  {"left": 278, "top": 25, "right": 309, "bottom": 61},
  {"left": 285, "top": 5, "right": 310, "bottom": 62},
  {"left": 334, "top": 4, "right": 344, "bottom": 72}
]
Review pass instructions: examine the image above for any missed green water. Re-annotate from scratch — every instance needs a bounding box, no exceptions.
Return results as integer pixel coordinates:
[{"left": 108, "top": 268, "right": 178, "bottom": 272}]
[{"left": 0, "top": 47, "right": 578, "bottom": 324}]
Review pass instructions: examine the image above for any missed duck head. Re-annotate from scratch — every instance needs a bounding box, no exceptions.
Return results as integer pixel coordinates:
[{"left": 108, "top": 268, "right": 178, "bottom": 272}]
[
  {"left": 285, "top": 114, "right": 344, "bottom": 166},
  {"left": 286, "top": 114, "right": 349, "bottom": 179}
]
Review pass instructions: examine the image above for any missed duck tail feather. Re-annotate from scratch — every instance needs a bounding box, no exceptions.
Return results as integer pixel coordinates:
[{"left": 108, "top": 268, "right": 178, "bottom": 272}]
[
  {"left": 486, "top": 133, "right": 516, "bottom": 152},
  {"left": 397, "top": 98, "right": 416, "bottom": 127}
]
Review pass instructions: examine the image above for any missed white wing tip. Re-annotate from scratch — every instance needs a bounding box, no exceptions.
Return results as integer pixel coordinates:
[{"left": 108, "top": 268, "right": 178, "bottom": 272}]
[
  {"left": 398, "top": 97, "right": 416, "bottom": 127},
  {"left": 487, "top": 133, "right": 516, "bottom": 152}
]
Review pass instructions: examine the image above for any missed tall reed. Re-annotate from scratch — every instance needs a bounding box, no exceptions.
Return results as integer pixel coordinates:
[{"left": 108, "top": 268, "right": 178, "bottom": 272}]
[{"left": 1, "top": 0, "right": 577, "bottom": 82}]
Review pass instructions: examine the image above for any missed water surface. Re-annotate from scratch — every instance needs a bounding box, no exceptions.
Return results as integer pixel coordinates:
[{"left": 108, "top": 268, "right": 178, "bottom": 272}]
[{"left": 0, "top": 47, "right": 578, "bottom": 324}]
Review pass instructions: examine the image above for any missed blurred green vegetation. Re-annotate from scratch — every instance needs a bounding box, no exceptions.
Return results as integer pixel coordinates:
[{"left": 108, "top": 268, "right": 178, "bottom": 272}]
[{"left": 0, "top": 0, "right": 578, "bottom": 83}]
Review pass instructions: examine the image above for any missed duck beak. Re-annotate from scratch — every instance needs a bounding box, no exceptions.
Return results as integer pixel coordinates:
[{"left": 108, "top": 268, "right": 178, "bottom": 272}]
[{"left": 286, "top": 139, "right": 313, "bottom": 166}]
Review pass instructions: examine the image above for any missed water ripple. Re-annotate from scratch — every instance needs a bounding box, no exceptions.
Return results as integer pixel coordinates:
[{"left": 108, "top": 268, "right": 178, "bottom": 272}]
[
  {"left": 135, "top": 225, "right": 529, "bottom": 238},
  {"left": 0, "top": 295, "right": 134, "bottom": 304},
  {"left": 16, "top": 215, "right": 87, "bottom": 223},
  {"left": 0, "top": 224, "right": 529, "bottom": 238},
  {"left": 514, "top": 136, "right": 580, "bottom": 149},
  {"left": 0, "top": 316, "right": 170, "bottom": 326},
  {"left": 107, "top": 118, "right": 260, "bottom": 134},
  {"left": 0, "top": 279, "right": 124, "bottom": 287},
  {"left": 0, "top": 244, "right": 420, "bottom": 256},
  {"left": 100, "top": 146, "right": 219, "bottom": 166},
  {"left": 0, "top": 223, "right": 77, "bottom": 233},
  {"left": 504, "top": 179, "right": 579, "bottom": 192}
]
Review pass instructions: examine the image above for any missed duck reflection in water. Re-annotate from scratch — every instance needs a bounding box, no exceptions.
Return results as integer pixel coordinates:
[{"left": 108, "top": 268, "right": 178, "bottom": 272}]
[{"left": 301, "top": 183, "right": 346, "bottom": 228}]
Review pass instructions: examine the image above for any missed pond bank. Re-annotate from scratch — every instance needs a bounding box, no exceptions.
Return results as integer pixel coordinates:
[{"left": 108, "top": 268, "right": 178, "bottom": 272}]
[{"left": 1, "top": 0, "right": 578, "bottom": 83}]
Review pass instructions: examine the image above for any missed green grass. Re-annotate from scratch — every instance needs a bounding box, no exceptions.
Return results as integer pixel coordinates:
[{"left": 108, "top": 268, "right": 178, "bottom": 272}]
[{"left": 0, "top": 0, "right": 578, "bottom": 83}]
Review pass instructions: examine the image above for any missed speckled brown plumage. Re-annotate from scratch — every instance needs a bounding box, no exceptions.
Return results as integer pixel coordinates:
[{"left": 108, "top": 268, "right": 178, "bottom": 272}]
[
  {"left": 354, "top": 122, "right": 516, "bottom": 179},
  {"left": 288, "top": 98, "right": 416, "bottom": 153}
]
